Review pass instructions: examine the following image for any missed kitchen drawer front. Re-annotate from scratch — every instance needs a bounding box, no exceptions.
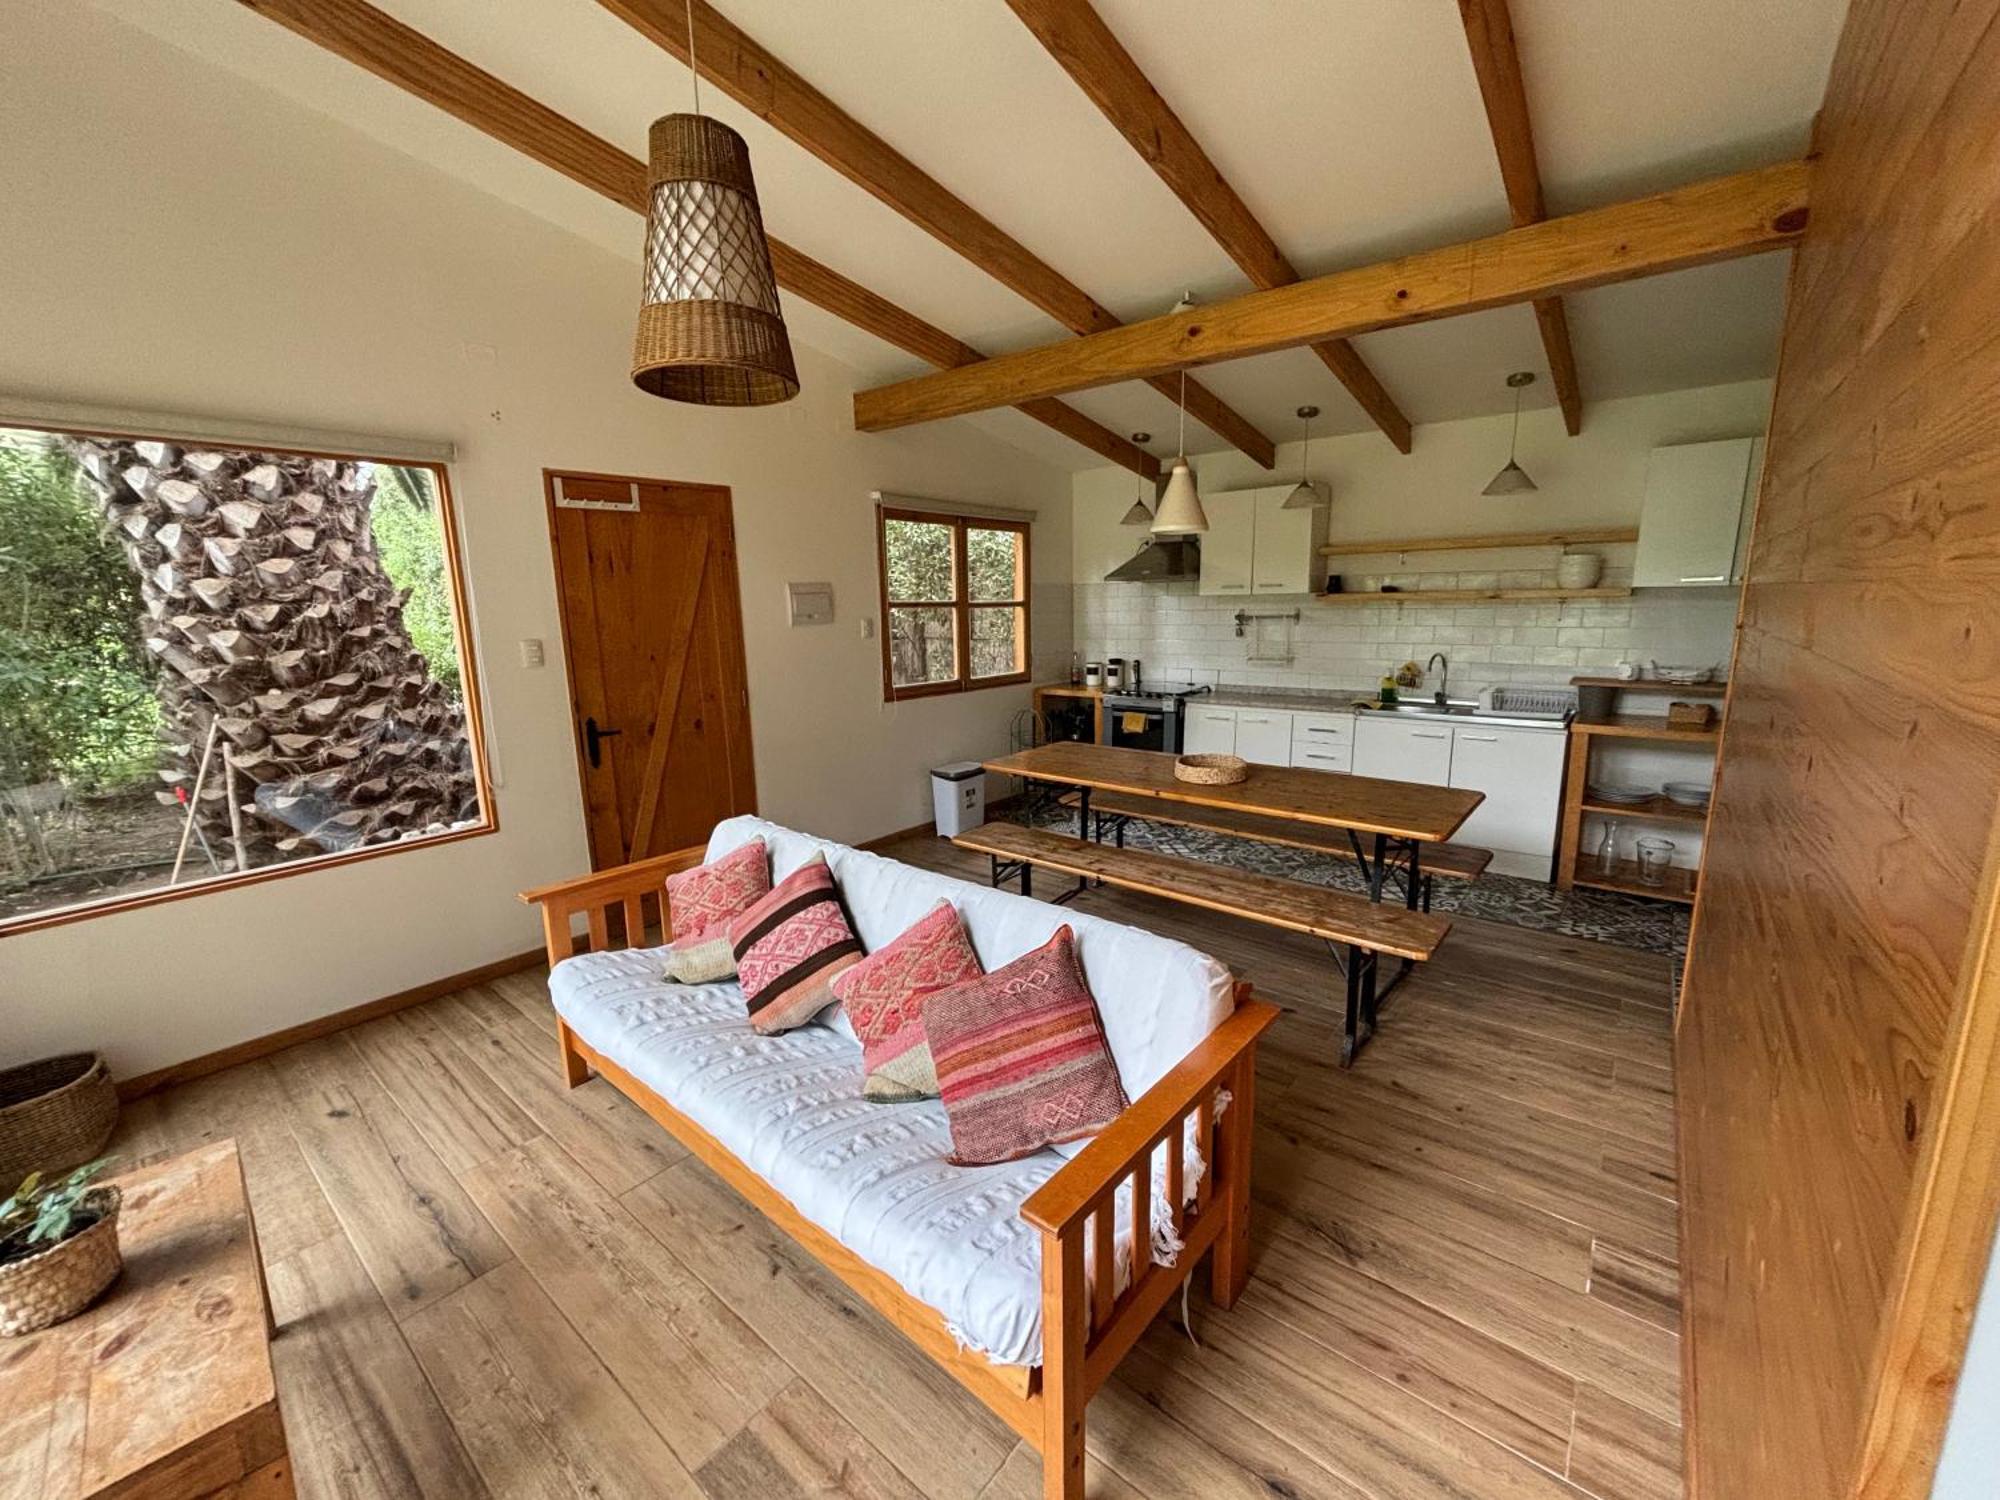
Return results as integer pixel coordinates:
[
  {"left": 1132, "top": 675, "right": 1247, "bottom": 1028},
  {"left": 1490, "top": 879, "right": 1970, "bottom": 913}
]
[
  {"left": 1182, "top": 706, "right": 1238, "bottom": 756},
  {"left": 1447, "top": 725, "right": 1566, "bottom": 856},
  {"left": 1352, "top": 718, "right": 1453, "bottom": 786},
  {"left": 1291, "top": 740, "right": 1353, "bottom": 774},
  {"left": 1231, "top": 709, "right": 1294, "bottom": 766},
  {"left": 1290, "top": 710, "right": 1354, "bottom": 744}
]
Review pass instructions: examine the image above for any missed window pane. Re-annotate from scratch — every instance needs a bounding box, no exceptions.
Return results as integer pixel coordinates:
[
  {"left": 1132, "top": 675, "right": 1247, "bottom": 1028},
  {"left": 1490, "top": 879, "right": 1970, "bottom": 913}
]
[
  {"left": 967, "top": 526, "right": 1023, "bottom": 602},
  {"left": 969, "top": 605, "right": 1024, "bottom": 679},
  {"left": 0, "top": 426, "right": 487, "bottom": 929},
  {"left": 883, "top": 517, "right": 955, "bottom": 603},
  {"left": 888, "top": 606, "right": 957, "bottom": 688}
]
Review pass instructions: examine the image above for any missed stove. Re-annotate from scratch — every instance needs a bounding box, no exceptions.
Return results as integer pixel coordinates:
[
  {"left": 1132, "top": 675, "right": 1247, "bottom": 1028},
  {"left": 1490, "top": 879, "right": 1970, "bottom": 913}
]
[{"left": 1098, "top": 682, "right": 1211, "bottom": 753}]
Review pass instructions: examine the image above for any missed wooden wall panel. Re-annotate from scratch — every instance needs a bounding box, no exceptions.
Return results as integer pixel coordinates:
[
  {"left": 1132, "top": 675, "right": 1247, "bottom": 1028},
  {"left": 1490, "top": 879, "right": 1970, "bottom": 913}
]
[{"left": 1678, "top": 2, "right": 2000, "bottom": 1496}]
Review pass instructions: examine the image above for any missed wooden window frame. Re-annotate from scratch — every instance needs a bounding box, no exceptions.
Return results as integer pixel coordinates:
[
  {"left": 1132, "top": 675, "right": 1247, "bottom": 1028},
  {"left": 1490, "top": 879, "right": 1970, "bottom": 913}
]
[
  {"left": 0, "top": 421, "right": 497, "bottom": 939},
  {"left": 876, "top": 505, "right": 1032, "bottom": 702}
]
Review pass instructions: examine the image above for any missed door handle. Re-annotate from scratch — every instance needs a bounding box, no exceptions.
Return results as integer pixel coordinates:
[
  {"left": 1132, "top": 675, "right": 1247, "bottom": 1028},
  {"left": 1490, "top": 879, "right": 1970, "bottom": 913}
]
[{"left": 584, "top": 716, "right": 622, "bottom": 768}]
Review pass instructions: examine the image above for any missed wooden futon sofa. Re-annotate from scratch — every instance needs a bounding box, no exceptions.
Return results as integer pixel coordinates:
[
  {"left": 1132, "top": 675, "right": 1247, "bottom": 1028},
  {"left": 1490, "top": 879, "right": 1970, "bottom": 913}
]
[{"left": 522, "top": 816, "right": 1278, "bottom": 1500}]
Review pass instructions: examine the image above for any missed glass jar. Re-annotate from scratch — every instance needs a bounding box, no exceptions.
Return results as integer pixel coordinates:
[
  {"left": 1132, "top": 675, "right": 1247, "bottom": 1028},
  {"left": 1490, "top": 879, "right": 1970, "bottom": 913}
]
[{"left": 1636, "top": 837, "right": 1677, "bottom": 887}]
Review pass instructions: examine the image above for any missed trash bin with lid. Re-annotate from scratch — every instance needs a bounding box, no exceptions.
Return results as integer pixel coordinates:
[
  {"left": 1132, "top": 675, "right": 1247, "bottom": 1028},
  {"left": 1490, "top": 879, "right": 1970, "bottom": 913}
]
[{"left": 930, "top": 761, "right": 986, "bottom": 836}]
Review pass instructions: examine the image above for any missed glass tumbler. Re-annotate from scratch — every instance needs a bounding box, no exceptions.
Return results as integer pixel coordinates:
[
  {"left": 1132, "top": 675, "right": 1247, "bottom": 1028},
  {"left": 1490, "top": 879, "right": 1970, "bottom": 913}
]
[{"left": 1635, "top": 837, "right": 1677, "bottom": 887}]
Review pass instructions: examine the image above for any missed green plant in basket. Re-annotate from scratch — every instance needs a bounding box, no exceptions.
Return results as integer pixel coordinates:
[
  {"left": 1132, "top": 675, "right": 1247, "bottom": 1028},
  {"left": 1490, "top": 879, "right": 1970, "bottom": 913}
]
[{"left": 0, "top": 1158, "right": 113, "bottom": 1264}]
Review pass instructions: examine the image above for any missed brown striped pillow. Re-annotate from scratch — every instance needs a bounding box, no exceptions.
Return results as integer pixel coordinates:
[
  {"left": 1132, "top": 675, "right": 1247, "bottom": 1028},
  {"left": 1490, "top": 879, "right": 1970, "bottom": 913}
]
[{"left": 729, "top": 855, "right": 863, "bottom": 1034}]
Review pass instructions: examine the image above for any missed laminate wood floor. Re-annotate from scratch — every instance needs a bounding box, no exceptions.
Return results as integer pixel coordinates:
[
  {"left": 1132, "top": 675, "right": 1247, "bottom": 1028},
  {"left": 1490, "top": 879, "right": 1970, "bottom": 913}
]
[{"left": 107, "top": 832, "right": 1683, "bottom": 1500}]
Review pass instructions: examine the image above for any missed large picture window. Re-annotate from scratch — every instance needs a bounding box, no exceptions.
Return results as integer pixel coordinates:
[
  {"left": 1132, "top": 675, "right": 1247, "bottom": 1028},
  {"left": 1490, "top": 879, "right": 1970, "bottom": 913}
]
[
  {"left": 876, "top": 505, "right": 1031, "bottom": 700},
  {"left": 0, "top": 422, "right": 492, "bottom": 933}
]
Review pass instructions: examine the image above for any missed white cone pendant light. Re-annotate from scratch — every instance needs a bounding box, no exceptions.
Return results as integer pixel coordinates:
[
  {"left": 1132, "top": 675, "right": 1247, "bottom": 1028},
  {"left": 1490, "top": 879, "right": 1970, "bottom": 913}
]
[
  {"left": 632, "top": 0, "right": 798, "bottom": 405},
  {"left": 1482, "top": 371, "right": 1539, "bottom": 495},
  {"left": 1120, "top": 433, "right": 1155, "bottom": 524},
  {"left": 1281, "top": 405, "right": 1326, "bottom": 509},
  {"left": 1151, "top": 372, "right": 1208, "bottom": 535}
]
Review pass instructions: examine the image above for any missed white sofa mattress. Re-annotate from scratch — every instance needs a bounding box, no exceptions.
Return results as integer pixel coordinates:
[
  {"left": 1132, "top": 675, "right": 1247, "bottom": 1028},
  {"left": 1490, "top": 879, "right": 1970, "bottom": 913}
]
[{"left": 548, "top": 817, "right": 1236, "bottom": 1368}]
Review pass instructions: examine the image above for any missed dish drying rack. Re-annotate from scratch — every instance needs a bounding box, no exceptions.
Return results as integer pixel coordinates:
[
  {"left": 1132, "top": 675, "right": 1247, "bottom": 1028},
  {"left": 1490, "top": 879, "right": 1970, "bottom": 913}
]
[{"left": 1487, "top": 686, "right": 1575, "bottom": 716}]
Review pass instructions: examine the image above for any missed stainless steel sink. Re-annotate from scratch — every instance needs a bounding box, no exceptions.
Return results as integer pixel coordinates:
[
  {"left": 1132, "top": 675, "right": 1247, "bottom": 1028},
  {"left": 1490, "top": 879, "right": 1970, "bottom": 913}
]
[{"left": 1360, "top": 699, "right": 1570, "bottom": 730}]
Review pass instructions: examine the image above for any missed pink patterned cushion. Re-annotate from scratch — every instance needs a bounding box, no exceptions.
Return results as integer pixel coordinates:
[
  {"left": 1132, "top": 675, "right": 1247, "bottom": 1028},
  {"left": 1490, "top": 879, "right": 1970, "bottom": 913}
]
[
  {"left": 829, "top": 901, "right": 984, "bottom": 1102},
  {"left": 921, "top": 926, "right": 1129, "bottom": 1166},
  {"left": 729, "top": 854, "right": 863, "bottom": 1034},
  {"left": 666, "top": 838, "right": 770, "bottom": 944}
]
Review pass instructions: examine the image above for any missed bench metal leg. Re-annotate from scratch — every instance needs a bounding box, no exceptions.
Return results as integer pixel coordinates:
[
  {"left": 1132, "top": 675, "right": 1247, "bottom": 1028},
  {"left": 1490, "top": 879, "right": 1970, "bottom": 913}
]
[{"left": 1340, "top": 944, "right": 1379, "bottom": 1067}]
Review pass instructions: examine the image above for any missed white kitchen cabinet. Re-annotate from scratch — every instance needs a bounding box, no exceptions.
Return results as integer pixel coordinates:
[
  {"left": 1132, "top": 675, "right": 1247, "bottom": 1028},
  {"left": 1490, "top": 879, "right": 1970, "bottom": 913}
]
[
  {"left": 1182, "top": 705, "right": 1239, "bottom": 756},
  {"left": 1199, "top": 485, "right": 1321, "bottom": 596},
  {"left": 1731, "top": 435, "right": 1766, "bottom": 585},
  {"left": 1447, "top": 725, "right": 1567, "bottom": 869},
  {"left": 1196, "top": 492, "right": 1255, "bottom": 596},
  {"left": 1634, "top": 437, "right": 1757, "bottom": 588},
  {"left": 1252, "top": 489, "right": 1316, "bottom": 594},
  {"left": 1290, "top": 711, "right": 1353, "bottom": 774},
  {"left": 1353, "top": 717, "right": 1453, "bottom": 786},
  {"left": 1232, "top": 709, "right": 1293, "bottom": 766}
]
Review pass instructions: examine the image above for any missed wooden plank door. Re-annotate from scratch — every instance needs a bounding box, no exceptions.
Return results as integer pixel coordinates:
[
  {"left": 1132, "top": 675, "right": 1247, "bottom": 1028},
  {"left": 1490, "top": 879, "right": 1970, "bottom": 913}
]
[{"left": 545, "top": 471, "right": 756, "bottom": 869}]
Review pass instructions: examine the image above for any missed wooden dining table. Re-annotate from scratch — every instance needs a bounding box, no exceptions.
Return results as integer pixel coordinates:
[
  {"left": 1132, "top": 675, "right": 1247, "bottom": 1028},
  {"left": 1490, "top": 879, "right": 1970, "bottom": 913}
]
[{"left": 982, "top": 741, "right": 1483, "bottom": 910}]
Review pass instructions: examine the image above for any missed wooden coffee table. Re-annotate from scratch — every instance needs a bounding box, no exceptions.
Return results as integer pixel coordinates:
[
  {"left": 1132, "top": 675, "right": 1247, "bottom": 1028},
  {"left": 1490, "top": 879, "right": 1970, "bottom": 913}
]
[{"left": 0, "top": 1140, "right": 291, "bottom": 1499}]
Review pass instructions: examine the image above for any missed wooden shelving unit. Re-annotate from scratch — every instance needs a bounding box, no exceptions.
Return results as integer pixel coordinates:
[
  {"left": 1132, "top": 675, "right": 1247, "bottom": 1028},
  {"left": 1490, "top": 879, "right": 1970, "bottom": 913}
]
[
  {"left": 1557, "top": 709, "right": 1721, "bottom": 906},
  {"left": 1571, "top": 674, "right": 1728, "bottom": 697},
  {"left": 1317, "top": 585, "right": 1632, "bottom": 606},
  {"left": 1320, "top": 526, "right": 1639, "bottom": 557}
]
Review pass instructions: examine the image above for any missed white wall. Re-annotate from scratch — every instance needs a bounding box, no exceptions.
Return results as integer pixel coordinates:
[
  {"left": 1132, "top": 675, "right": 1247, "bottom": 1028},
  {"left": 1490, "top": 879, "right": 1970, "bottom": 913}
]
[
  {"left": 1074, "top": 380, "right": 1771, "bottom": 696},
  {"left": 1934, "top": 1226, "right": 2000, "bottom": 1498},
  {"left": 0, "top": 4, "right": 1071, "bottom": 1077}
]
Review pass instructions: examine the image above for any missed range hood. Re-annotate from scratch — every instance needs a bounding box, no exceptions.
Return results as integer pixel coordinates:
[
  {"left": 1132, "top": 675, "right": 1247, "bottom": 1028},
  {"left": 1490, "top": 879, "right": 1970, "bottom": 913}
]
[{"left": 1105, "top": 537, "right": 1200, "bottom": 582}]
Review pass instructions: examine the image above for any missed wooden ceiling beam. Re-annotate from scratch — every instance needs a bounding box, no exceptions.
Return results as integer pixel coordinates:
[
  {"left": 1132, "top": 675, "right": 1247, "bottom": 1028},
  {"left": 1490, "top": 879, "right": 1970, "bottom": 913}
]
[
  {"left": 1006, "top": 0, "right": 1413, "bottom": 454},
  {"left": 852, "top": 161, "right": 1811, "bottom": 432},
  {"left": 1457, "top": 0, "right": 1583, "bottom": 435},
  {"left": 230, "top": 0, "right": 1157, "bottom": 478},
  {"left": 594, "top": 0, "right": 1275, "bottom": 468}
]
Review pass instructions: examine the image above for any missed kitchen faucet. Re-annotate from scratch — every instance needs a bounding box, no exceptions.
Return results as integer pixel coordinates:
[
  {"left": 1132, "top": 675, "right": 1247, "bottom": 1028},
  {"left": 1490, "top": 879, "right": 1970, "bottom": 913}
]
[{"left": 1428, "top": 652, "right": 1450, "bottom": 706}]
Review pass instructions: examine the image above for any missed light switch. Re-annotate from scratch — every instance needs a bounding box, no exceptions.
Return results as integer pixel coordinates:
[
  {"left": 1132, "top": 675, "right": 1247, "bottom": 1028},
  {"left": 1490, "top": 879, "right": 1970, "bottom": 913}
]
[{"left": 518, "top": 638, "right": 545, "bottom": 668}]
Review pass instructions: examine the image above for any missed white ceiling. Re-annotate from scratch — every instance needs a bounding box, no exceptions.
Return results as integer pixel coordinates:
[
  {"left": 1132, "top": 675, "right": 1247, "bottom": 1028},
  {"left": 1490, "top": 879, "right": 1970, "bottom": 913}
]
[{"left": 85, "top": 0, "right": 1845, "bottom": 469}]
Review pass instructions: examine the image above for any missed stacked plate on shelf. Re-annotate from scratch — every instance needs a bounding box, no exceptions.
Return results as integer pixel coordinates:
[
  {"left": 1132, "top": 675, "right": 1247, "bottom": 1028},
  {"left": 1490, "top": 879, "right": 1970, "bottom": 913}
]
[
  {"left": 1587, "top": 783, "right": 1656, "bottom": 805},
  {"left": 1664, "top": 781, "right": 1713, "bottom": 810}
]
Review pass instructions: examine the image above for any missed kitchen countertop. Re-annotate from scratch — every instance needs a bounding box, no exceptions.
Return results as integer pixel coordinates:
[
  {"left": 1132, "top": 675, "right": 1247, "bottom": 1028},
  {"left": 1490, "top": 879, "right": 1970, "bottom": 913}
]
[{"left": 1205, "top": 684, "right": 1381, "bottom": 711}]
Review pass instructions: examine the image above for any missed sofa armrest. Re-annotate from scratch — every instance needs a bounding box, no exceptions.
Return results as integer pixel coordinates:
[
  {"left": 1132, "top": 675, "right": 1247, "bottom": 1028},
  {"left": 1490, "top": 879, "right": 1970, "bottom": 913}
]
[
  {"left": 518, "top": 846, "right": 706, "bottom": 965},
  {"left": 1020, "top": 994, "right": 1279, "bottom": 1237}
]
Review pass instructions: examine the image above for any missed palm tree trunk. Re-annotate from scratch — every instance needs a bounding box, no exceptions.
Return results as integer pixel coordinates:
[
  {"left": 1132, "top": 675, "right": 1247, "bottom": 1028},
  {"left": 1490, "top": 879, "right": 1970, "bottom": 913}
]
[{"left": 66, "top": 438, "right": 478, "bottom": 863}]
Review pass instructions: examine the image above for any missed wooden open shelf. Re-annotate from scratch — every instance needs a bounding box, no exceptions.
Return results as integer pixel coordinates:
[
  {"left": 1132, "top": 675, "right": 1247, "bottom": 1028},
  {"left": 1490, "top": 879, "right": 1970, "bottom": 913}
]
[
  {"left": 1317, "top": 586, "right": 1632, "bottom": 606},
  {"left": 1580, "top": 795, "right": 1711, "bottom": 824},
  {"left": 1571, "top": 713, "right": 1719, "bottom": 744},
  {"left": 1572, "top": 675, "right": 1728, "bottom": 697},
  {"left": 1320, "top": 526, "right": 1638, "bottom": 557},
  {"left": 1571, "top": 858, "right": 1697, "bottom": 905}
]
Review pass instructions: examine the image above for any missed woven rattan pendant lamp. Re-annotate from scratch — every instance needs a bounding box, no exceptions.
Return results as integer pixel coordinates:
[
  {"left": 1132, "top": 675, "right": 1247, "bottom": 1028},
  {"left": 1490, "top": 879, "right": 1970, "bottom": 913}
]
[{"left": 632, "top": 1, "right": 798, "bottom": 405}]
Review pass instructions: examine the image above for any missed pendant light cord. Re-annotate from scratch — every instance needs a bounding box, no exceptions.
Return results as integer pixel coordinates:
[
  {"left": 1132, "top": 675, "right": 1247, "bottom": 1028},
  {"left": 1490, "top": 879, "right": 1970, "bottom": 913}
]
[
  {"left": 1508, "top": 384, "right": 1522, "bottom": 463},
  {"left": 685, "top": 0, "right": 702, "bottom": 115},
  {"left": 1177, "top": 369, "right": 1187, "bottom": 458}
]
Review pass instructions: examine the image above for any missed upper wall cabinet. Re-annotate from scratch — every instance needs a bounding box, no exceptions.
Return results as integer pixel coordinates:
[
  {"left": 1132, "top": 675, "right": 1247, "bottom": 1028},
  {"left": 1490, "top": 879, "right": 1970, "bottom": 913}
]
[
  {"left": 1199, "top": 484, "right": 1325, "bottom": 597},
  {"left": 1633, "top": 437, "right": 1759, "bottom": 588}
]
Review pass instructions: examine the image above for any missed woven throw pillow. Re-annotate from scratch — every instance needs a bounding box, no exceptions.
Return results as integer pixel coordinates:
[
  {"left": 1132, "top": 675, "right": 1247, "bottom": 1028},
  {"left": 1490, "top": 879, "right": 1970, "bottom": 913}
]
[
  {"left": 730, "top": 854, "right": 864, "bottom": 1034},
  {"left": 829, "top": 900, "right": 984, "bottom": 1102},
  {"left": 662, "top": 932, "right": 736, "bottom": 985},
  {"left": 922, "top": 926, "right": 1129, "bottom": 1166},
  {"left": 666, "top": 838, "right": 770, "bottom": 945}
]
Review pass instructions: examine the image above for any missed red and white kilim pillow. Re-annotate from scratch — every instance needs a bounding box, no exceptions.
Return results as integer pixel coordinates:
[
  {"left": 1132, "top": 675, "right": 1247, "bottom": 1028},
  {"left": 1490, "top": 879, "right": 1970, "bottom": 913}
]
[
  {"left": 730, "top": 854, "right": 864, "bottom": 1034},
  {"left": 662, "top": 838, "right": 771, "bottom": 984},
  {"left": 829, "top": 900, "right": 984, "bottom": 1102},
  {"left": 921, "top": 926, "right": 1129, "bottom": 1166}
]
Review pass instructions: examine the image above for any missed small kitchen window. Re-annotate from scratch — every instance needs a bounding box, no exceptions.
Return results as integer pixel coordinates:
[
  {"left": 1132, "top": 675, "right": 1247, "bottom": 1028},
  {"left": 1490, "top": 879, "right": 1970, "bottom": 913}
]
[{"left": 877, "top": 505, "right": 1031, "bottom": 700}]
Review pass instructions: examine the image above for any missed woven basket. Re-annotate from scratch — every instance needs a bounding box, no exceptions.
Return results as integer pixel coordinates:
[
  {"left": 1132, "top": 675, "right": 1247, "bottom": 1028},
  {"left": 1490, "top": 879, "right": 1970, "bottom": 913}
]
[
  {"left": 0, "top": 1054, "right": 119, "bottom": 1189},
  {"left": 0, "top": 1185, "right": 122, "bottom": 1336},
  {"left": 1174, "top": 753, "right": 1250, "bottom": 786}
]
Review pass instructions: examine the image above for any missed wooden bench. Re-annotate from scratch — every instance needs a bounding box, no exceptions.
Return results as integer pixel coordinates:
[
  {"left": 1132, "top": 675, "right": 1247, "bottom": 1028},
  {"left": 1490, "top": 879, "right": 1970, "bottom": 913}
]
[
  {"left": 954, "top": 821, "right": 1451, "bottom": 1065},
  {"left": 1065, "top": 790, "right": 1491, "bottom": 908}
]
